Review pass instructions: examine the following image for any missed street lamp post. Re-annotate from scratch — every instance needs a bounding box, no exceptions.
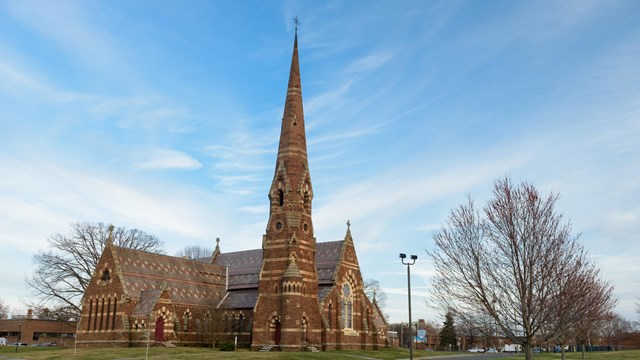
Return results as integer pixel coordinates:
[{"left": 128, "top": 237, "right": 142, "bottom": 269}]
[{"left": 400, "top": 253, "right": 417, "bottom": 360}]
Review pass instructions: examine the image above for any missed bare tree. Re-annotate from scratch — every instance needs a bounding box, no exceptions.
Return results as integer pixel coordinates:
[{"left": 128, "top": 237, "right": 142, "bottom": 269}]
[
  {"left": 26, "top": 222, "right": 164, "bottom": 319},
  {"left": 600, "top": 313, "right": 634, "bottom": 348},
  {"left": 456, "top": 315, "right": 481, "bottom": 350},
  {"left": 363, "top": 278, "right": 388, "bottom": 310},
  {"left": 636, "top": 298, "right": 640, "bottom": 328},
  {"left": 552, "top": 268, "right": 616, "bottom": 360},
  {"left": 175, "top": 245, "right": 213, "bottom": 260},
  {"left": 428, "top": 177, "right": 615, "bottom": 360},
  {"left": 205, "top": 307, "right": 228, "bottom": 348},
  {"left": 0, "top": 298, "right": 9, "bottom": 319}
]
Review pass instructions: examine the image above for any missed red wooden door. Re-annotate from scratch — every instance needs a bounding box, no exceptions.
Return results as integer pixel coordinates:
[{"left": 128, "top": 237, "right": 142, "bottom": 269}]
[
  {"left": 274, "top": 321, "right": 281, "bottom": 345},
  {"left": 155, "top": 317, "right": 165, "bottom": 341}
]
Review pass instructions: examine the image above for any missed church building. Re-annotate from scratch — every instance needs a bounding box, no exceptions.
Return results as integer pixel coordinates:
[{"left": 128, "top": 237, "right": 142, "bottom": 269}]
[{"left": 77, "top": 30, "right": 388, "bottom": 351}]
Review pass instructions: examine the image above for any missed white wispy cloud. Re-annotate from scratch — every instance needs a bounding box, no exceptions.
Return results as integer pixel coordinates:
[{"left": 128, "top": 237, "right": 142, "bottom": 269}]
[
  {"left": 0, "top": 52, "right": 88, "bottom": 104},
  {"left": 308, "top": 122, "right": 386, "bottom": 146},
  {"left": 89, "top": 96, "right": 199, "bottom": 133},
  {"left": 133, "top": 148, "right": 203, "bottom": 170},
  {"left": 0, "top": 152, "right": 241, "bottom": 255},
  {"left": 5, "top": 0, "right": 128, "bottom": 77},
  {"left": 314, "top": 151, "right": 528, "bottom": 237},
  {"left": 240, "top": 205, "right": 269, "bottom": 215},
  {"left": 348, "top": 51, "right": 396, "bottom": 73}
]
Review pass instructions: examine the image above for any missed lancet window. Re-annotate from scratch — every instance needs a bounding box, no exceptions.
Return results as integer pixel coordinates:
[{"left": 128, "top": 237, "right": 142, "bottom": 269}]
[{"left": 342, "top": 283, "right": 353, "bottom": 329}]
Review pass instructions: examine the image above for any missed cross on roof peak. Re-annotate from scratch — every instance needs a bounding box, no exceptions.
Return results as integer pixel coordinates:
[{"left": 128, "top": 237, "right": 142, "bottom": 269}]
[{"left": 293, "top": 16, "right": 300, "bottom": 37}]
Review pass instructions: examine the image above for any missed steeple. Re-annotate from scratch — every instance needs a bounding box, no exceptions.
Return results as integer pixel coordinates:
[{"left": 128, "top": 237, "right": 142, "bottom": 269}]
[
  {"left": 274, "top": 20, "right": 308, "bottom": 176},
  {"left": 253, "top": 24, "right": 322, "bottom": 350},
  {"left": 268, "top": 19, "right": 313, "bottom": 222}
]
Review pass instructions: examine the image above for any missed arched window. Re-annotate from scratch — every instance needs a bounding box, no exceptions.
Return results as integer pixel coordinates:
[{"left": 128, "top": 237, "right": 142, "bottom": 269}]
[
  {"left": 183, "top": 311, "right": 190, "bottom": 332},
  {"left": 106, "top": 297, "right": 111, "bottom": 329},
  {"left": 99, "top": 298, "right": 105, "bottom": 331},
  {"left": 278, "top": 189, "right": 284, "bottom": 206},
  {"left": 93, "top": 298, "right": 99, "bottom": 330},
  {"left": 87, "top": 299, "right": 93, "bottom": 331},
  {"left": 112, "top": 297, "right": 117, "bottom": 330},
  {"left": 342, "top": 283, "right": 353, "bottom": 329},
  {"left": 328, "top": 303, "right": 332, "bottom": 330},
  {"left": 204, "top": 312, "right": 210, "bottom": 333},
  {"left": 301, "top": 317, "right": 308, "bottom": 342},
  {"left": 303, "top": 190, "right": 310, "bottom": 212}
]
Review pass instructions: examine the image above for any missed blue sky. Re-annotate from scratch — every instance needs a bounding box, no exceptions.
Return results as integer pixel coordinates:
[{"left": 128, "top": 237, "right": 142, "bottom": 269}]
[{"left": 1, "top": 0, "right": 638, "bottom": 324}]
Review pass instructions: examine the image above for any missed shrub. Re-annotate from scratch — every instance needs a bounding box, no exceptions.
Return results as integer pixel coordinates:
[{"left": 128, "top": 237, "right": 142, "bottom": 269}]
[{"left": 219, "top": 341, "right": 236, "bottom": 351}]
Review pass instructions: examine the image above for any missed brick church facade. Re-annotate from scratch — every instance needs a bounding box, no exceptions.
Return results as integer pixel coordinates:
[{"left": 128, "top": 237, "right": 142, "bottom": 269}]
[{"left": 76, "top": 32, "right": 388, "bottom": 351}]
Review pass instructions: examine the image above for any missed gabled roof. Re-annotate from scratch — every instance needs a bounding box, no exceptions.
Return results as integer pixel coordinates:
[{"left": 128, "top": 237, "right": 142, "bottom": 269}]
[
  {"left": 218, "top": 289, "right": 259, "bottom": 309},
  {"left": 210, "top": 241, "right": 345, "bottom": 290},
  {"left": 318, "top": 285, "right": 334, "bottom": 302},
  {"left": 108, "top": 237, "right": 347, "bottom": 310},
  {"left": 211, "top": 248, "right": 263, "bottom": 290},
  {"left": 132, "top": 289, "right": 162, "bottom": 316},
  {"left": 316, "top": 240, "right": 344, "bottom": 284},
  {"left": 200, "top": 240, "right": 346, "bottom": 309},
  {"left": 112, "top": 246, "right": 227, "bottom": 307},
  {"left": 370, "top": 298, "right": 388, "bottom": 329}
]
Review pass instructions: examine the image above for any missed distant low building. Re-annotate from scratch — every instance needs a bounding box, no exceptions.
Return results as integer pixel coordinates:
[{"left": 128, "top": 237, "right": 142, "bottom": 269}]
[{"left": 0, "top": 309, "right": 76, "bottom": 346}]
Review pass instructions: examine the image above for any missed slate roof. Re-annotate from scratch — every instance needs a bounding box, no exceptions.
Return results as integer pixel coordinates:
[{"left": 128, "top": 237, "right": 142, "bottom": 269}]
[
  {"left": 212, "top": 248, "right": 263, "bottom": 290},
  {"left": 371, "top": 304, "right": 386, "bottom": 330},
  {"left": 113, "top": 240, "right": 345, "bottom": 310},
  {"left": 318, "top": 285, "right": 334, "bottom": 301},
  {"left": 205, "top": 240, "right": 345, "bottom": 309},
  {"left": 131, "top": 289, "right": 162, "bottom": 316},
  {"left": 210, "top": 241, "right": 345, "bottom": 290},
  {"left": 114, "top": 246, "right": 227, "bottom": 307},
  {"left": 316, "top": 240, "right": 344, "bottom": 284},
  {"left": 218, "top": 289, "right": 259, "bottom": 309}
]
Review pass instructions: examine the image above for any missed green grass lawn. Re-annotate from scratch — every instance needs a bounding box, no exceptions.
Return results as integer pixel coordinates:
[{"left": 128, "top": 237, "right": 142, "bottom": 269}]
[{"left": 1, "top": 346, "right": 639, "bottom": 360}]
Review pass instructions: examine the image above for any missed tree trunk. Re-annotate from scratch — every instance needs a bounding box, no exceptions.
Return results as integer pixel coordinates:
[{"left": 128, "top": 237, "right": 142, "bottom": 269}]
[{"left": 524, "top": 344, "right": 534, "bottom": 360}]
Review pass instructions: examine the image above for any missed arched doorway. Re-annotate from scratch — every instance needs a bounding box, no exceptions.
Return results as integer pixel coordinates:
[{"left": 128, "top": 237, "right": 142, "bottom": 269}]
[
  {"left": 301, "top": 317, "right": 308, "bottom": 346},
  {"left": 155, "top": 317, "right": 165, "bottom": 342},
  {"left": 274, "top": 321, "right": 281, "bottom": 345}
]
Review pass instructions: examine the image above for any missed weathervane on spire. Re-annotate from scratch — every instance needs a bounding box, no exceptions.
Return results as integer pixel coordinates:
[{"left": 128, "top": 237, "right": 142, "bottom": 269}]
[{"left": 293, "top": 16, "right": 300, "bottom": 37}]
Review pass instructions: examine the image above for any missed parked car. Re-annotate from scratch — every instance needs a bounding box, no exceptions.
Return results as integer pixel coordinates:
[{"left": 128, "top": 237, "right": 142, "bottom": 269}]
[
  {"left": 503, "top": 344, "right": 522, "bottom": 353},
  {"left": 486, "top": 348, "right": 498, "bottom": 353},
  {"left": 468, "top": 347, "right": 485, "bottom": 353},
  {"left": 11, "top": 342, "right": 28, "bottom": 346},
  {"left": 554, "top": 345, "right": 569, "bottom": 353},
  {"left": 0, "top": 337, "right": 7, "bottom": 346}
]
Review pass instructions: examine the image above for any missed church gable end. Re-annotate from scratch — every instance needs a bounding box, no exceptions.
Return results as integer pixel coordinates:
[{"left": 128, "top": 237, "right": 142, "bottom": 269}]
[{"left": 77, "top": 244, "right": 130, "bottom": 346}]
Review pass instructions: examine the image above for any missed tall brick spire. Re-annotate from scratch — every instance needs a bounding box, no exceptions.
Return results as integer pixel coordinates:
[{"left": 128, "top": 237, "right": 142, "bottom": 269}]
[
  {"left": 275, "top": 26, "right": 309, "bottom": 182},
  {"left": 252, "top": 26, "right": 321, "bottom": 351},
  {"left": 267, "top": 22, "right": 313, "bottom": 230}
]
